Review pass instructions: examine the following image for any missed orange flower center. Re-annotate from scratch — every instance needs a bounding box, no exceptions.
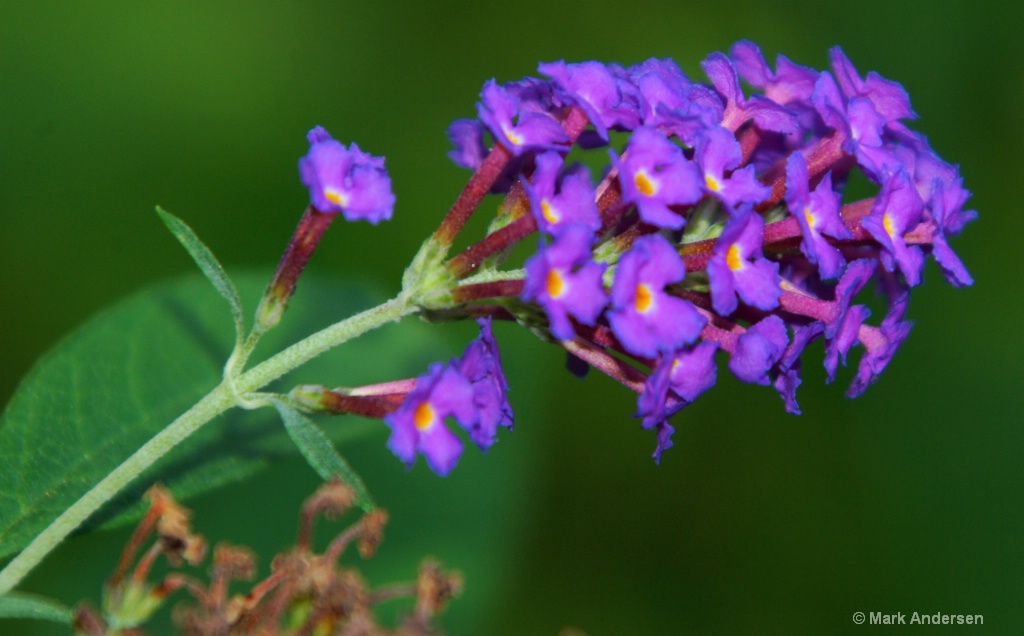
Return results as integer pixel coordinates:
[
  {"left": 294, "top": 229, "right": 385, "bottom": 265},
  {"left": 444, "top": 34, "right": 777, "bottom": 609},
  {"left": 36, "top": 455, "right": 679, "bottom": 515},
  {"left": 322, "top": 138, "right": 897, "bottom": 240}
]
[
  {"left": 726, "top": 244, "right": 744, "bottom": 271},
  {"left": 414, "top": 402, "right": 436, "bottom": 430},
  {"left": 635, "top": 283, "right": 654, "bottom": 313},
  {"left": 634, "top": 171, "right": 656, "bottom": 196},
  {"left": 542, "top": 200, "right": 560, "bottom": 225},
  {"left": 546, "top": 269, "right": 566, "bottom": 298},
  {"left": 705, "top": 173, "right": 722, "bottom": 192},
  {"left": 883, "top": 212, "right": 896, "bottom": 238},
  {"left": 324, "top": 188, "right": 347, "bottom": 206}
]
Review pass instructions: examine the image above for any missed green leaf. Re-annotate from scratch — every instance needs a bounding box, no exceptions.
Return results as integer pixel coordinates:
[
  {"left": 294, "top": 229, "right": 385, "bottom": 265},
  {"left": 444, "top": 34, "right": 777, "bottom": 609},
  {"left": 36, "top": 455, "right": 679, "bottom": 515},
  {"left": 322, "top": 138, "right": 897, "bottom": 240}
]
[
  {"left": 274, "top": 400, "right": 376, "bottom": 511},
  {"left": 0, "top": 270, "right": 449, "bottom": 561},
  {"left": 155, "top": 206, "right": 245, "bottom": 347},
  {"left": 0, "top": 592, "right": 72, "bottom": 623}
]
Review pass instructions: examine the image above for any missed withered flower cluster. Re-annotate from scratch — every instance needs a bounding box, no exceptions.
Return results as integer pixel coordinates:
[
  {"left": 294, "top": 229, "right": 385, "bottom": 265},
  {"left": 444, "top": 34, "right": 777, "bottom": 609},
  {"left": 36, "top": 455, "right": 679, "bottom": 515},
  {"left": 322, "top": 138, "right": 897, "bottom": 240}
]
[{"left": 74, "top": 483, "right": 461, "bottom": 636}]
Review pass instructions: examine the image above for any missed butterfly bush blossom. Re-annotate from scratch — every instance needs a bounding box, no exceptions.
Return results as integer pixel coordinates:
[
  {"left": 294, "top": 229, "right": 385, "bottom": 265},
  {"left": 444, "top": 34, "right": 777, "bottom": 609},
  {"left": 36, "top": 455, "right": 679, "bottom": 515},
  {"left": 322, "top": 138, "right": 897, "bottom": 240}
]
[{"left": 288, "top": 41, "right": 975, "bottom": 472}]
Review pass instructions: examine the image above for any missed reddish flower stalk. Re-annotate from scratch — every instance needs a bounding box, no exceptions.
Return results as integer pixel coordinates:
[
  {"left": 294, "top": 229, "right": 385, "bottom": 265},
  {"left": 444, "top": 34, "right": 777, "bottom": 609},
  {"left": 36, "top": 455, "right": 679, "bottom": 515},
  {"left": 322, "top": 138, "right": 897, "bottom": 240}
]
[{"left": 256, "top": 205, "right": 337, "bottom": 331}]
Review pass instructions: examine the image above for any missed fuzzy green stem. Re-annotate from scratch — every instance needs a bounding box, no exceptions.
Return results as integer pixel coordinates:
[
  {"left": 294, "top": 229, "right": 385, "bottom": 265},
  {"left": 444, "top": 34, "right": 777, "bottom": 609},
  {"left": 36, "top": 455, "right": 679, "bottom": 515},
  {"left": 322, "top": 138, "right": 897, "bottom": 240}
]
[{"left": 0, "top": 295, "right": 415, "bottom": 596}]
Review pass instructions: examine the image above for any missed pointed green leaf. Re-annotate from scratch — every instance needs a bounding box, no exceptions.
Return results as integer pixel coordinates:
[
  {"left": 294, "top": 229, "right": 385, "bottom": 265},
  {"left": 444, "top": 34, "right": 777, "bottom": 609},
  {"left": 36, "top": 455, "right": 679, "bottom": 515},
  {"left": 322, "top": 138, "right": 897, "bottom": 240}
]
[
  {"left": 274, "top": 400, "right": 375, "bottom": 511},
  {"left": 0, "top": 270, "right": 448, "bottom": 561},
  {"left": 0, "top": 592, "right": 72, "bottom": 623},
  {"left": 156, "top": 206, "right": 246, "bottom": 346}
]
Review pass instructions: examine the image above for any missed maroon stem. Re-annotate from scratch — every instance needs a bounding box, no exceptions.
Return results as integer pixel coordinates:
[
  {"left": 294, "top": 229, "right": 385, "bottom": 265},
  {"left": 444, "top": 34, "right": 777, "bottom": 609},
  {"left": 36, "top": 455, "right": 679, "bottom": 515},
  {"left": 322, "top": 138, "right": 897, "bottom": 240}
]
[
  {"left": 451, "top": 279, "right": 525, "bottom": 302},
  {"left": 318, "top": 391, "right": 405, "bottom": 419},
  {"left": 560, "top": 337, "right": 648, "bottom": 394},
  {"left": 447, "top": 214, "right": 539, "bottom": 278},
  {"left": 443, "top": 106, "right": 592, "bottom": 275},
  {"left": 433, "top": 143, "right": 514, "bottom": 246},
  {"left": 756, "top": 131, "right": 849, "bottom": 212},
  {"left": 258, "top": 206, "right": 337, "bottom": 329}
]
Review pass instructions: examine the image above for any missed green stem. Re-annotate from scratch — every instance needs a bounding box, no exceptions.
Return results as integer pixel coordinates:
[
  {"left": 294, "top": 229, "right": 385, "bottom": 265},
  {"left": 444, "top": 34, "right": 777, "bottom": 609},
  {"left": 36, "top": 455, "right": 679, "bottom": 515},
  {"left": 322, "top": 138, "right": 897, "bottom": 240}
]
[{"left": 0, "top": 294, "right": 415, "bottom": 596}]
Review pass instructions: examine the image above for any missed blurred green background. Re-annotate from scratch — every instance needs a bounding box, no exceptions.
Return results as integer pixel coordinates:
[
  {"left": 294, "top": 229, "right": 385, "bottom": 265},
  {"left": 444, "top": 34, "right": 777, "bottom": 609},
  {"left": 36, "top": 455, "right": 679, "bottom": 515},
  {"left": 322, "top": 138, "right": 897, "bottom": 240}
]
[{"left": 2, "top": 1, "right": 1021, "bottom": 634}]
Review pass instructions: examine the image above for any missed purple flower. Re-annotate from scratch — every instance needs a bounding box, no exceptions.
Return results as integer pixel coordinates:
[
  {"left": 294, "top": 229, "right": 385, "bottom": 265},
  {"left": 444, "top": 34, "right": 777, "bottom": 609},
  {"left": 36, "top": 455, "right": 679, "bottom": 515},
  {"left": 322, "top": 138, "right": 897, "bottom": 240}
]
[
  {"left": 525, "top": 151, "right": 601, "bottom": 234},
  {"left": 626, "top": 57, "right": 693, "bottom": 125},
  {"left": 522, "top": 225, "right": 607, "bottom": 341},
  {"left": 624, "top": 57, "right": 722, "bottom": 143},
  {"left": 729, "top": 40, "right": 819, "bottom": 109},
  {"left": 385, "top": 363, "right": 476, "bottom": 476},
  {"left": 457, "top": 317, "right": 514, "bottom": 449},
  {"left": 824, "top": 258, "right": 876, "bottom": 340},
  {"left": 707, "top": 208, "right": 781, "bottom": 315},
  {"left": 540, "top": 60, "right": 641, "bottom": 139},
  {"left": 447, "top": 118, "right": 488, "bottom": 170},
  {"left": 701, "top": 52, "right": 797, "bottom": 133},
  {"left": 775, "top": 321, "right": 826, "bottom": 414},
  {"left": 847, "top": 292, "right": 913, "bottom": 397},
  {"left": 824, "top": 304, "right": 871, "bottom": 382},
  {"left": 861, "top": 168, "right": 925, "bottom": 286},
  {"left": 299, "top": 126, "right": 395, "bottom": 223},
  {"left": 829, "top": 46, "right": 916, "bottom": 123},
  {"left": 607, "top": 234, "right": 707, "bottom": 357},
  {"left": 611, "top": 126, "right": 702, "bottom": 229},
  {"left": 477, "top": 79, "right": 568, "bottom": 155},
  {"left": 728, "top": 315, "right": 789, "bottom": 385},
  {"left": 785, "top": 153, "right": 852, "bottom": 280},
  {"left": 695, "top": 126, "right": 772, "bottom": 207},
  {"left": 812, "top": 72, "right": 900, "bottom": 181},
  {"left": 636, "top": 341, "right": 718, "bottom": 444},
  {"left": 926, "top": 176, "right": 975, "bottom": 287}
]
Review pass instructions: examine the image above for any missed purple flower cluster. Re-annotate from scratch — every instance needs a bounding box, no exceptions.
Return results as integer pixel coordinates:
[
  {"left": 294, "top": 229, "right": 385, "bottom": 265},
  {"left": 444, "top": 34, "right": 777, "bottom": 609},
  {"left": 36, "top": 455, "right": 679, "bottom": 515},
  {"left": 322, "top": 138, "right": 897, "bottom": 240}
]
[
  {"left": 384, "top": 318, "right": 513, "bottom": 475},
  {"left": 439, "top": 41, "right": 975, "bottom": 462},
  {"left": 293, "top": 42, "right": 974, "bottom": 472}
]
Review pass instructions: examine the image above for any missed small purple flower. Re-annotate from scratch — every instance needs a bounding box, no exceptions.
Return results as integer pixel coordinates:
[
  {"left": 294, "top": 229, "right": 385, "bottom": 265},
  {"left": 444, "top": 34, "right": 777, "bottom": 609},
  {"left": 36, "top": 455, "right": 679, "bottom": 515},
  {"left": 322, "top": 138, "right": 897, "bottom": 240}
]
[
  {"left": 525, "top": 151, "right": 601, "bottom": 234},
  {"left": 540, "top": 60, "right": 640, "bottom": 139},
  {"left": 825, "top": 258, "right": 876, "bottom": 340},
  {"left": 477, "top": 79, "right": 568, "bottom": 155},
  {"left": 636, "top": 341, "right": 719, "bottom": 454},
  {"left": 385, "top": 363, "right": 476, "bottom": 476},
  {"left": 627, "top": 58, "right": 692, "bottom": 123},
  {"left": 861, "top": 168, "right": 925, "bottom": 286},
  {"left": 729, "top": 40, "right": 819, "bottom": 109},
  {"left": 625, "top": 57, "right": 717, "bottom": 142},
  {"left": 829, "top": 46, "right": 916, "bottom": 123},
  {"left": 785, "top": 153, "right": 852, "bottom": 280},
  {"left": 457, "top": 317, "right": 514, "bottom": 450},
  {"left": 728, "top": 315, "right": 789, "bottom": 385},
  {"left": 824, "top": 304, "right": 871, "bottom": 382},
  {"left": 812, "top": 72, "right": 899, "bottom": 181},
  {"left": 701, "top": 52, "right": 797, "bottom": 133},
  {"left": 926, "top": 176, "right": 975, "bottom": 287},
  {"left": 447, "top": 118, "right": 488, "bottom": 170},
  {"left": 299, "top": 126, "right": 395, "bottom": 223},
  {"left": 522, "top": 225, "right": 607, "bottom": 341},
  {"left": 607, "top": 234, "right": 707, "bottom": 358},
  {"left": 695, "top": 126, "right": 771, "bottom": 207},
  {"left": 775, "top": 321, "right": 826, "bottom": 414},
  {"left": 707, "top": 208, "right": 781, "bottom": 315},
  {"left": 611, "top": 126, "right": 702, "bottom": 229},
  {"left": 847, "top": 292, "right": 913, "bottom": 397}
]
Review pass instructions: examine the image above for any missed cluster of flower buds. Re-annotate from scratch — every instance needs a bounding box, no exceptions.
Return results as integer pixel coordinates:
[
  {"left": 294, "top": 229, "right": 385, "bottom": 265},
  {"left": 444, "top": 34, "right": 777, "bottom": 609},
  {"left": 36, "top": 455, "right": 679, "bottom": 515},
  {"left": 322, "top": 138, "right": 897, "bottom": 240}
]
[
  {"left": 74, "top": 483, "right": 461, "bottom": 636},
  {"left": 281, "top": 40, "right": 974, "bottom": 472}
]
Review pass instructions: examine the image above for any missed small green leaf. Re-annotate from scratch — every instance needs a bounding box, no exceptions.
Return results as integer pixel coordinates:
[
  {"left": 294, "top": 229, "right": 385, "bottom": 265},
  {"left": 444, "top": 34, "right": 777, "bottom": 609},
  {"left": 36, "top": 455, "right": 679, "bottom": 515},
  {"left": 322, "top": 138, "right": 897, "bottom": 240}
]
[
  {"left": 0, "top": 270, "right": 449, "bottom": 561},
  {"left": 274, "top": 400, "right": 376, "bottom": 511},
  {"left": 0, "top": 592, "right": 72, "bottom": 623},
  {"left": 156, "top": 206, "right": 246, "bottom": 347}
]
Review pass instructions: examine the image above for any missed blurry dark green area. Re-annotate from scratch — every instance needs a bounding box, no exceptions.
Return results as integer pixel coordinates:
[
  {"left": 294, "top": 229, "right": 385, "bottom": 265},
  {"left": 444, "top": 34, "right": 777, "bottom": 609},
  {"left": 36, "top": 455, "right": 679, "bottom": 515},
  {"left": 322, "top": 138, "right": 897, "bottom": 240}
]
[{"left": 1, "top": 1, "right": 1021, "bottom": 634}]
